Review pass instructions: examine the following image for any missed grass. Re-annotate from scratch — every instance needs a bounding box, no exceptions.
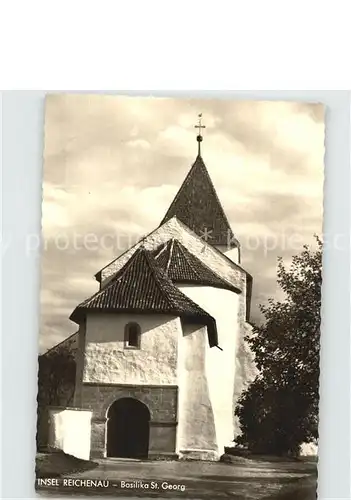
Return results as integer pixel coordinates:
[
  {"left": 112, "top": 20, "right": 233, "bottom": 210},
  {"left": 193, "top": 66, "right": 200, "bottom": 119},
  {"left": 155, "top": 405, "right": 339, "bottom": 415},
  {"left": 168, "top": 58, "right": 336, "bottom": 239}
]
[
  {"left": 262, "top": 475, "right": 317, "bottom": 500},
  {"left": 36, "top": 451, "right": 98, "bottom": 478}
]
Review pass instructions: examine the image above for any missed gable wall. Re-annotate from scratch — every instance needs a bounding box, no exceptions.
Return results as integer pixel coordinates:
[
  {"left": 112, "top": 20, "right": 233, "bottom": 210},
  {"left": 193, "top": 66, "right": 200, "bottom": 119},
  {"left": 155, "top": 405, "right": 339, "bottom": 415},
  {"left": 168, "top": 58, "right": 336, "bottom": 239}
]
[
  {"left": 100, "top": 218, "right": 246, "bottom": 294},
  {"left": 216, "top": 245, "right": 240, "bottom": 265}
]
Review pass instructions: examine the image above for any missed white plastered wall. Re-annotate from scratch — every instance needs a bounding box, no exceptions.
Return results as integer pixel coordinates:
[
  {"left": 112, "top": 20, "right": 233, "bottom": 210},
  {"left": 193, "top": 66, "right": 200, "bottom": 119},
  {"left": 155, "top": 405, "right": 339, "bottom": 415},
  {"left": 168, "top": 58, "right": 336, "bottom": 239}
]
[
  {"left": 82, "top": 313, "right": 181, "bottom": 385},
  {"left": 178, "top": 285, "right": 240, "bottom": 456},
  {"left": 47, "top": 408, "right": 92, "bottom": 460}
]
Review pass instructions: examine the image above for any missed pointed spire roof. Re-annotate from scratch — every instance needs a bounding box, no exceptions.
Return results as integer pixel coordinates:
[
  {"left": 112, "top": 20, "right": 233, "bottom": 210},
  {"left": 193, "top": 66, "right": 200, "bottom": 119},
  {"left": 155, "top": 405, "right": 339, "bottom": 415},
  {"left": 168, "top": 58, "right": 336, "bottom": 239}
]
[
  {"left": 70, "top": 247, "right": 218, "bottom": 347},
  {"left": 160, "top": 155, "right": 239, "bottom": 248},
  {"left": 153, "top": 239, "right": 240, "bottom": 293}
]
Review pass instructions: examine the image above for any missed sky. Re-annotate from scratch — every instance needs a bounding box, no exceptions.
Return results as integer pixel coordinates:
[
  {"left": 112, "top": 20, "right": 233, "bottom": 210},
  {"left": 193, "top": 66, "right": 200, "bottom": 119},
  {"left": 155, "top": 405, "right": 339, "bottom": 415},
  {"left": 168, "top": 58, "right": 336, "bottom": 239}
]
[{"left": 40, "top": 95, "right": 324, "bottom": 353}]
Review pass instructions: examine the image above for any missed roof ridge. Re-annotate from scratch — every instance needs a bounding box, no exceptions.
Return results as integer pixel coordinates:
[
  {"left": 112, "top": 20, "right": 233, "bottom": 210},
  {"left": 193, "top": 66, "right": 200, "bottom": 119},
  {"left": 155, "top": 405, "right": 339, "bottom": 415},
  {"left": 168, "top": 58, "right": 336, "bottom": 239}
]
[
  {"left": 153, "top": 240, "right": 169, "bottom": 260},
  {"left": 141, "top": 250, "right": 178, "bottom": 311},
  {"left": 160, "top": 155, "right": 238, "bottom": 247},
  {"left": 171, "top": 218, "right": 246, "bottom": 275},
  {"left": 96, "top": 217, "right": 245, "bottom": 289},
  {"left": 73, "top": 248, "right": 176, "bottom": 316},
  {"left": 175, "top": 240, "right": 203, "bottom": 281},
  {"left": 143, "top": 248, "right": 214, "bottom": 316},
  {"left": 165, "top": 239, "right": 175, "bottom": 275},
  {"left": 95, "top": 229, "right": 152, "bottom": 279},
  {"left": 83, "top": 248, "right": 145, "bottom": 307},
  {"left": 70, "top": 244, "right": 219, "bottom": 347},
  {"left": 172, "top": 240, "right": 241, "bottom": 292}
]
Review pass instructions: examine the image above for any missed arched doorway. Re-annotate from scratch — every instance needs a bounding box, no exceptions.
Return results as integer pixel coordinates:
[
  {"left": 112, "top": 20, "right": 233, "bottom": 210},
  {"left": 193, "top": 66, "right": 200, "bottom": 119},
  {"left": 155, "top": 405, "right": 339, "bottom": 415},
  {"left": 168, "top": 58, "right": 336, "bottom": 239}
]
[{"left": 106, "top": 398, "right": 150, "bottom": 458}]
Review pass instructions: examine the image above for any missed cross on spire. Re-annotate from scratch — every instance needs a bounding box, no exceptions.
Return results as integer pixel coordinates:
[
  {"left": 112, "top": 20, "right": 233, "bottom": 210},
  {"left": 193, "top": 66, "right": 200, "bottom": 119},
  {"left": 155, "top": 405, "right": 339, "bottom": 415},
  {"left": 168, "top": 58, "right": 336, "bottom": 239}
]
[{"left": 195, "top": 113, "right": 206, "bottom": 156}]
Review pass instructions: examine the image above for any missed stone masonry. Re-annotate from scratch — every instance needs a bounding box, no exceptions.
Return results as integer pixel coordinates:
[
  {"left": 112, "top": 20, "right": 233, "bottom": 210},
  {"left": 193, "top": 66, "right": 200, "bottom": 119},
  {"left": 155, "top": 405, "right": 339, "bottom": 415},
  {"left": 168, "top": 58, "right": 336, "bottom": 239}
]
[{"left": 81, "top": 383, "right": 178, "bottom": 458}]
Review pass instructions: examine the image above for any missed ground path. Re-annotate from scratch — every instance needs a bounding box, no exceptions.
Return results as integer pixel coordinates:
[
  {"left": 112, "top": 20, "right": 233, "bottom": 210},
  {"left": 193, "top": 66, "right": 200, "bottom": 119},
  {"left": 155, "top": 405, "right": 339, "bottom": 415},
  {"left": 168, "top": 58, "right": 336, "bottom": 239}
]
[{"left": 37, "top": 456, "right": 317, "bottom": 499}]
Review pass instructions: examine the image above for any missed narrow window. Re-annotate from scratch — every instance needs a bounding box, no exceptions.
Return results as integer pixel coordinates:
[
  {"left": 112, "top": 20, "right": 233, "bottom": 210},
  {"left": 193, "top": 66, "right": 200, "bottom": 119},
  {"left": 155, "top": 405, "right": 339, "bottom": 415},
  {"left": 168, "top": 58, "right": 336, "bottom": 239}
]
[{"left": 124, "top": 322, "right": 141, "bottom": 349}]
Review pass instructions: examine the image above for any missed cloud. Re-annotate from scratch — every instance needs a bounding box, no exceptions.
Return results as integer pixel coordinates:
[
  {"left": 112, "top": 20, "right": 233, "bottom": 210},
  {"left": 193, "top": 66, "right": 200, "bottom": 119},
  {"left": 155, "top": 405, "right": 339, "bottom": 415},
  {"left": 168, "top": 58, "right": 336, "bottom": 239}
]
[
  {"left": 39, "top": 95, "right": 324, "bottom": 353},
  {"left": 126, "top": 138, "right": 151, "bottom": 150}
]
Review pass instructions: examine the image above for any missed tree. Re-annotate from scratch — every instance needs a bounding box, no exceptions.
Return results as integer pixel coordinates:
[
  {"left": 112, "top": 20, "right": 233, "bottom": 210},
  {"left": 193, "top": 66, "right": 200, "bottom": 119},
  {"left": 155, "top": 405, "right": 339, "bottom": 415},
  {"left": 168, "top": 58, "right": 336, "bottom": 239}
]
[
  {"left": 37, "top": 344, "right": 76, "bottom": 408},
  {"left": 235, "top": 237, "right": 322, "bottom": 455},
  {"left": 36, "top": 344, "right": 76, "bottom": 450}
]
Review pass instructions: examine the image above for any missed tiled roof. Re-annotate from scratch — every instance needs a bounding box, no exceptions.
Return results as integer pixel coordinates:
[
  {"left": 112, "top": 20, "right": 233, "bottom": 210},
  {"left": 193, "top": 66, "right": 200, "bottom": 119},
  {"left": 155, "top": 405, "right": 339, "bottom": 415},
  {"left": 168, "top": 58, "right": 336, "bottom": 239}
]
[
  {"left": 160, "top": 155, "right": 239, "bottom": 248},
  {"left": 70, "top": 248, "right": 218, "bottom": 347},
  {"left": 153, "top": 239, "right": 241, "bottom": 293}
]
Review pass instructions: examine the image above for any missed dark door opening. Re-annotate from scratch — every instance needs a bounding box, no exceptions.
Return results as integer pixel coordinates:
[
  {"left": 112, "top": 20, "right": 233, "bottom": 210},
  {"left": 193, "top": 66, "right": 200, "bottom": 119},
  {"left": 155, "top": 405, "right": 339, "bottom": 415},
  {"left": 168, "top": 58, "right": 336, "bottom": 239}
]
[{"left": 106, "top": 397, "right": 150, "bottom": 458}]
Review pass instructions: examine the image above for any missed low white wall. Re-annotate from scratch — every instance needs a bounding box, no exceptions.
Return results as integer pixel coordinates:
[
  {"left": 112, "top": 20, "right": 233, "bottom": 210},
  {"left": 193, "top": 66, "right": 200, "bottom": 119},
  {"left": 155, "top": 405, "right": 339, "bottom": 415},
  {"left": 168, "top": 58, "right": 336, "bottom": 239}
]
[
  {"left": 47, "top": 407, "right": 92, "bottom": 460},
  {"left": 300, "top": 442, "right": 318, "bottom": 456}
]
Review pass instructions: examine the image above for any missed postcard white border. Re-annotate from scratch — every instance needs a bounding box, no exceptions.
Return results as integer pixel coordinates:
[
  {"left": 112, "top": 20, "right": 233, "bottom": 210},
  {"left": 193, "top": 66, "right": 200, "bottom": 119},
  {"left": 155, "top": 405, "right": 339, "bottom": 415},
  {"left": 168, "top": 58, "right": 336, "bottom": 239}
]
[{"left": 1, "top": 90, "right": 350, "bottom": 499}]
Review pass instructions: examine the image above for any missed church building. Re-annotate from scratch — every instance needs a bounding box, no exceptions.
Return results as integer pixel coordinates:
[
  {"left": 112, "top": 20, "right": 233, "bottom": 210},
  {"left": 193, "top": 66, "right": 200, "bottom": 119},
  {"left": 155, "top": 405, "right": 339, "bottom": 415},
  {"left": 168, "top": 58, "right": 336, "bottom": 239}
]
[{"left": 52, "top": 121, "right": 255, "bottom": 461}]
